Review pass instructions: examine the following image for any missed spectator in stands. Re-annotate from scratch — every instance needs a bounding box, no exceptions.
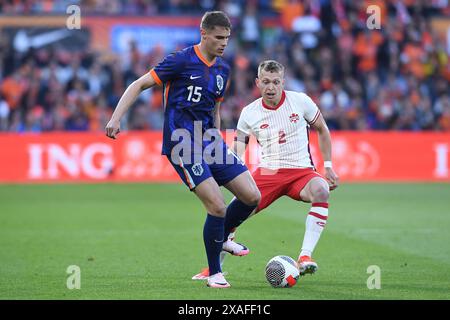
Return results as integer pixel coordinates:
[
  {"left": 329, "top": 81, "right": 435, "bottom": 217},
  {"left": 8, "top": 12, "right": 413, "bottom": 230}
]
[{"left": 0, "top": 0, "right": 448, "bottom": 132}]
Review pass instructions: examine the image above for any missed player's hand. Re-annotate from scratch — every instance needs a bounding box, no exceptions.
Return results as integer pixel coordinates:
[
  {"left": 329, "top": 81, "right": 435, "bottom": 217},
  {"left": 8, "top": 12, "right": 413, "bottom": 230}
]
[
  {"left": 325, "top": 167, "right": 339, "bottom": 191},
  {"left": 105, "top": 119, "right": 120, "bottom": 139}
]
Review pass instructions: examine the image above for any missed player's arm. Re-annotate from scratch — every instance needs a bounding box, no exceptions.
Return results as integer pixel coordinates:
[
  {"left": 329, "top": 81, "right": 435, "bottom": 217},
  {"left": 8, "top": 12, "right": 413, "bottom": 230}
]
[
  {"left": 232, "top": 130, "right": 250, "bottom": 159},
  {"left": 310, "top": 113, "right": 339, "bottom": 190},
  {"left": 105, "top": 73, "right": 157, "bottom": 139}
]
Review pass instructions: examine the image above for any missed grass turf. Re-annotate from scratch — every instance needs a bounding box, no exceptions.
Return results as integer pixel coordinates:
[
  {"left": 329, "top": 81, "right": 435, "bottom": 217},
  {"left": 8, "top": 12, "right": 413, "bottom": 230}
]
[{"left": 0, "top": 183, "right": 449, "bottom": 300}]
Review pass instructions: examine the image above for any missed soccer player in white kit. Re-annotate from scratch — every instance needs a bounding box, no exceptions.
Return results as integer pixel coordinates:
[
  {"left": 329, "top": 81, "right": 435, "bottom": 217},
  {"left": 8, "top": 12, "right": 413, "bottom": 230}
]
[{"left": 193, "top": 60, "right": 339, "bottom": 280}]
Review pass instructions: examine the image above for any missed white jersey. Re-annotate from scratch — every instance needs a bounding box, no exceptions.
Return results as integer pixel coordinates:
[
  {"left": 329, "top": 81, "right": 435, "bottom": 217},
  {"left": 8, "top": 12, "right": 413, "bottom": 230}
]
[{"left": 237, "top": 90, "right": 320, "bottom": 169}]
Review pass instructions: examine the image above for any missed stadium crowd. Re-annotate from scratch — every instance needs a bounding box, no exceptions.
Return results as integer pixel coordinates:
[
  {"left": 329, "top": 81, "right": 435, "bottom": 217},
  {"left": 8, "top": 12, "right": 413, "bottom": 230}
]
[{"left": 0, "top": 0, "right": 449, "bottom": 132}]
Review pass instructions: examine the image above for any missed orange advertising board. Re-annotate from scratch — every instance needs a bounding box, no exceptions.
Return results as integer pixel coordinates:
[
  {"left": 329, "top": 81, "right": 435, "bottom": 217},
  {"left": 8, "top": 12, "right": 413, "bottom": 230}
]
[{"left": 0, "top": 132, "right": 448, "bottom": 183}]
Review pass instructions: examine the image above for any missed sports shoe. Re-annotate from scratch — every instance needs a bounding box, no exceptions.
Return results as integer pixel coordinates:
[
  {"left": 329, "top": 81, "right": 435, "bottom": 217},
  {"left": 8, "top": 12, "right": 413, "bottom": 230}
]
[
  {"left": 207, "top": 272, "right": 230, "bottom": 288},
  {"left": 192, "top": 267, "right": 209, "bottom": 280},
  {"left": 298, "top": 255, "right": 318, "bottom": 276},
  {"left": 192, "top": 251, "right": 229, "bottom": 280},
  {"left": 222, "top": 239, "right": 250, "bottom": 256},
  {"left": 192, "top": 267, "right": 229, "bottom": 280}
]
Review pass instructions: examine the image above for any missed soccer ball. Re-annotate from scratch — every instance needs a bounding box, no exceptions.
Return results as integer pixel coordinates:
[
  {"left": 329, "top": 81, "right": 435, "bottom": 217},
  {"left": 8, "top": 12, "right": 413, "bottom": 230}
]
[{"left": 265, "top": 255, "right": 300, "bottom": 288}]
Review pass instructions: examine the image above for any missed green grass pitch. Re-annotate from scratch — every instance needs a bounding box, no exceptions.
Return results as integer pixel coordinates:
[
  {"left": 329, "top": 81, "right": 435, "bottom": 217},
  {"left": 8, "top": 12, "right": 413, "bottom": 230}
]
[{"left": 1, "top": 183, "right": 449, "bottom": 300}]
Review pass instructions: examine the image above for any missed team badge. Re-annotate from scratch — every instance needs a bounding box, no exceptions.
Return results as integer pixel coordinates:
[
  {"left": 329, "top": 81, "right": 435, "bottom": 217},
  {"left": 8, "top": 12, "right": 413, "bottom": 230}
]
[
  {"left": 191, "top": 163, "right": 204, "bottom": 176},
  {"left": 216, "top": 75, "right": 224, "bottom": 91},
  {"left": 289, "top": 113, "right": 300, "bottom": 123}
]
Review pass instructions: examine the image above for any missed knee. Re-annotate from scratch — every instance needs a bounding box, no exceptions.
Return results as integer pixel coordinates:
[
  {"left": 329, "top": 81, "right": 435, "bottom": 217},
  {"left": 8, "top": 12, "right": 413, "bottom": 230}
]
[
  {"left": 243, "top": 189, "right": 261, "bottom": 207},
  {"left": 208, "top": 200, "right": 227, "bottom": 217},
  {"left": 311, "top": 184, "right": 329, "bottom": 203}
]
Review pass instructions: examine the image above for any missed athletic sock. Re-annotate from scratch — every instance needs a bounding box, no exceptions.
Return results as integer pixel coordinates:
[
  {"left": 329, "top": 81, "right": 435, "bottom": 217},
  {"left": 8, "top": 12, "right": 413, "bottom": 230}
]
[
  {"left": 300, "top": 202, "right": 329, "bottom": 258},
  {"left": 203, "top": 213, "right": 225, "bottom": 275},
  {"left": 224, "top": 199, "right": 257, "bottom": 240}
]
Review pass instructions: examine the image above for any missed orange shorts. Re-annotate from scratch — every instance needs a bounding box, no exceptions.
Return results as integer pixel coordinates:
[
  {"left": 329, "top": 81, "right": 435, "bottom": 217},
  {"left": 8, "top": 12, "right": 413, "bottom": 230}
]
[{"left": 252, "top": 167, "right": 324, "bottom": 213}]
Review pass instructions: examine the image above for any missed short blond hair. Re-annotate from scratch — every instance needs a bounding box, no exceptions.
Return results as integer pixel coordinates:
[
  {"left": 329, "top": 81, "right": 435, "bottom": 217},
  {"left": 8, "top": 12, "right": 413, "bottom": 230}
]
[{"left": 258, "top": 60, "right": 285, "bottom": 78}]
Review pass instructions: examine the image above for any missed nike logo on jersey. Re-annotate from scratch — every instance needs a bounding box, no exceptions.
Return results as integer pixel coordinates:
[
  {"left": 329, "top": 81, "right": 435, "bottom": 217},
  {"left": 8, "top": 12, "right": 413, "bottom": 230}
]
[{"left": 190, "top": 75, "right": 202, "bottom": 80}]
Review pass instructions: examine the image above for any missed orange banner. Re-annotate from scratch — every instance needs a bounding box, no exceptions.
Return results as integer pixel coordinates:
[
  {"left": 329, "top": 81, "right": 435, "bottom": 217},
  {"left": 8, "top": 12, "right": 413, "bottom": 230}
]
[{"left": 0, "top": 132, "right": 448, "bottom": 183}]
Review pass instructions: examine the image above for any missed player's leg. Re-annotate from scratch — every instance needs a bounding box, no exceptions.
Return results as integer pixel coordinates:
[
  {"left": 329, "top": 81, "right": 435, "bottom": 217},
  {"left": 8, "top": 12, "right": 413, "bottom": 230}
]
[
  {"left": 297, "top": 176, "right": 330, "bottom": 275},
  {"left": 222, "top": 170, "right": 261, "bottom": 246},
  {"left": 192, "top": 245, "right": 229, "bottom": 281},
  {"left": 208, "top": 144, "right": 260, "bottom": 256},
  {"left": 167, "top": 156, "right": 230, "bottom": 287},
  {"left": 192, "top": 168, "right": 284, "bottom": 281},
  {"left": 193, "top": 177, "right": 231, "bottom": 288},
  {"left": 223, "top": 167, "right": 288, "bottom": 237}
]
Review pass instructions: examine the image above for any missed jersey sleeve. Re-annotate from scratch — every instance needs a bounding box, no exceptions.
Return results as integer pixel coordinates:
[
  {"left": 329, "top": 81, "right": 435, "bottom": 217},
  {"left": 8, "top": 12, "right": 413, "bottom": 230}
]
[
  {"left": 149, "top": 52, "right": 184, "bottom": 86},
  {"left": 236, "top": 108, "right": 252, "bottom": 136},
  {"left": 300, "top": 93, "right": 321, "bottom": 125},
  {"left": 215, "top": 83, "right": 226, "bottom": 102}
]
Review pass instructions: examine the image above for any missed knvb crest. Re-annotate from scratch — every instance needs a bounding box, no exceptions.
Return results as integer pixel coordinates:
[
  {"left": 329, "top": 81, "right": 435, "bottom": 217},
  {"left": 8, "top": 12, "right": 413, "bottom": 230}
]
[
  {"left": 191, "top": 163, "right": 204, "bottom": 176},
  {"left": 289, "top": 113, "right": 300, "bottom": 123},
  {"left": 216, "top": 75, "right": 224, "bottom": 91}
]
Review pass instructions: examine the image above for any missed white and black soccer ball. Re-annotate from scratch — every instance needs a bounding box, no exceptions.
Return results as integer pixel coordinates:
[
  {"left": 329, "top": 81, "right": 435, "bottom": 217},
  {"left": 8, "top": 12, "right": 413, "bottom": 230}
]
[{"left": 265, "top": 255, "right": 300, "bottom": 288}]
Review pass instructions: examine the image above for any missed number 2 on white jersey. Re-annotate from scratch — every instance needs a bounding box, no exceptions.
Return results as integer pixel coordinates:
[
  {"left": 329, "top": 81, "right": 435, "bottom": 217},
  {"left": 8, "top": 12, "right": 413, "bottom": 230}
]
[{"left": 187, "top": 86, "right": 202, "bottom": 103}]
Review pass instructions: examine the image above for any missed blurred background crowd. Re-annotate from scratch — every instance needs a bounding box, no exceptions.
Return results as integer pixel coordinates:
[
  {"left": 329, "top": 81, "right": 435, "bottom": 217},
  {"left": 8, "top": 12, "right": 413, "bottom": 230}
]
[{"left": 0, "top": 0, "right": 449, "bottom": 133}]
